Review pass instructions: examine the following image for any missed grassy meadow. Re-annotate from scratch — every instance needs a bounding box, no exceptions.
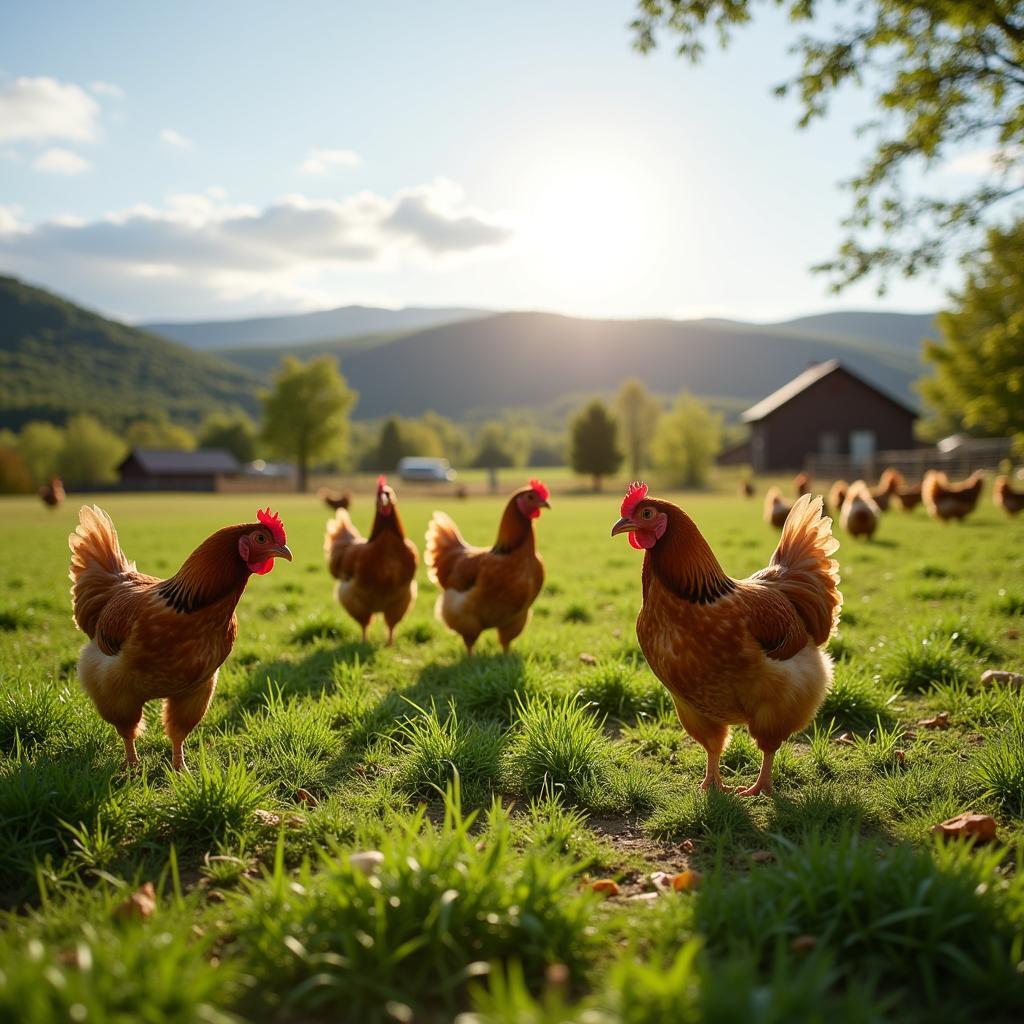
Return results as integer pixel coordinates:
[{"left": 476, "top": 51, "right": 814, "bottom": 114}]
[{"left": 1, "top": 481, "right": 1023, "bottom": 1023}]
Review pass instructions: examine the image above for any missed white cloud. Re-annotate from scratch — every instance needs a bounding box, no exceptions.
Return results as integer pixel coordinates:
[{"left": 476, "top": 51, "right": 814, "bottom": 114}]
[
  {"left": 0, "top": 76, "right": 100, "bottom": 144},
  {"left": 0, "top": 180, "right": 512, "bottom": 318},
  {"left": 301, "top": 148, "right": 361, "bottom": 174},
  {"left": 33, "top": 147, "right": 92, "bottom": 175},
  {"left": 944, "top": 146, "right": 1024, "bottom": 178},
  {"left": 90, "top": 81, "right": 124, "bottom": 98},
  {"left": 206, "top": 185, "right": 228, "bottom": 199},
  {"left": 160, "top": 128, "right": 193, "bottom": 150}
]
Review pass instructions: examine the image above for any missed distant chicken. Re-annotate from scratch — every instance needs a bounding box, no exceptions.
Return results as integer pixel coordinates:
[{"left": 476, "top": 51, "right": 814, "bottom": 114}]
[
  {"left": 318, "top": 486, "right": 352, "bottom": 511},
  {"left": 324, "top": 476, "right": 418, "bottom": 644},
  {"left": 894, "top": 481, "right": 923, "bottom": 511},
  {"left": 739, "top": 479, "right": 755, "bottom": 499},
  {"left": 69, "top": 505, "right": 291, "bottom": 770},
  {"left": 827, "top": 480, "right": 849, "bottom": 517},
  {"left": 840, "top": 481, "right": 881, "bottom": 539},
  {"left": 613, "top": 485, "right": 841, "bottom": 796},
  {"left": 40, "top": 476, "right": 65, "bottom": 509},
  {"left": 425, "top": 480, "right": 549, "bottom": 654},
  {"left": 764, "top": 487, "right": 791, "bottom": 529},
  {"left": 870, "top": 468, "right": 903, "bottom": 511},
  {"left": 923, "top": 469, "right": 984, "bottom": 522},
  {"left": 794, "top": 471, "right": 811, "bottom": 497},
  {"left": 994, "top": 475, "right": 1024, "bottom": 516}
]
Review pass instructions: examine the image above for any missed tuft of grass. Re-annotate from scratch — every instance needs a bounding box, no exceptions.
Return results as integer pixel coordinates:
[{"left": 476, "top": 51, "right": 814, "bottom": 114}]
[
  {"left": 290, "top": 614, "right": 345, "bottom": 646},
  {"left": 505, "top": 693, "right": 611, "bottom": 800},
  {"left": 816, "top": 665, "right": 894, "bottom": 730},
  {"left": 645, "top": 786, "right": 755, "bottom": 843},
  {"left": 879, "top": 634, "right": 970, "bottom": 693},
  {"left": 971, "top": 712, "right": 1024, "bottom": 815},
  {"left": 0, "top": 683, "right": 82, "bottom": 755},
  {"left": 992, "top": 590, "right": 1024, "bottom": 617},
  {"left": 571, "top": 660, "right": 671, "bottom": 722},
  {"left": 562, "top": 603, "right": 592, "bottom": 624}
]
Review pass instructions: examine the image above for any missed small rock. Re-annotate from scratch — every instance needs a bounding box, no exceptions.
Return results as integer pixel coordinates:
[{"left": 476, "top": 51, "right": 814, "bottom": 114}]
[
  {"left": 253, "top": 809, "right": 282, "bottom": 828},
  {"left": 296, "top": 788, "right": 319, "bottom": 806},
  {"left": 967, "top": 733, "right": 985, "bottom": 746},
  {"left": 349, "top": 850, "right": 386, "bottom": 876},
  {"left": 931, "top": 813, "right": 997, "bottom": 843},
  {"left": 579, "top": 653, "right": 598, "bottom": 666},
  {"left": 980, "top": 669, "right": 1024, "bottom": 688},
  {"left": 629, "top": 891, "right": 660, "bottom": 902},
  {"left": 917, "top": 712, "right": 950, "bottom": 730},
  {"left": 612, "top": 628, "right": 622, "bottom": 639},
  {"left": 680, "top": 839, "right": 695, "bottom": 853},
  {"left": 790, "top": 934, "right": 818, "bottom": 952},
  {"left": 649, "top": 871, "right": 674, "bottom": 892},
  {"left": 751, "top": 850, "right": 775, "bottom": 864},
  {"left": 115, "top": 882, "right": 156, "bottom": 920},
  {"left": 546, "top": 963, "right": 570, "bottom": 988},
  {"left": 206, "top": 891, "right": 226, "bottom": 904},
  {"left": 671, "top": 870, "right": 701, "bottom": 892},
  {"left": 590, "top": 878, "right": 620, "bottom": 896}
]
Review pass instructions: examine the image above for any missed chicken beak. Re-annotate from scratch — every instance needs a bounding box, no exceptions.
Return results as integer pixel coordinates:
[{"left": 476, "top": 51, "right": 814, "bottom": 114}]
[
  {"left": 272, "top": 544, "right": 293, "bottom": 562},
  {"left": 611, "top": 517, "right": 633, "bottom": 537},
  {"left": 541, "top": 499, "right": 551, "bottom": 509}
]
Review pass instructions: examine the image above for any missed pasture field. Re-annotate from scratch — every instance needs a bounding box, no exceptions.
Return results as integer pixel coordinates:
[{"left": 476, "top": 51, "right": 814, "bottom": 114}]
[{"left": 1, "top": 484, "right": 1023, "bottom": 1023}]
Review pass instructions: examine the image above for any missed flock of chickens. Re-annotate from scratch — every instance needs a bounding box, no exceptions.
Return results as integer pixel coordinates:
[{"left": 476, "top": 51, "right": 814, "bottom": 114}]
[
  {"left": 62, "top": 462, "right": 1018, "bottom": 788},
  {"left": 763, "top": 467, "right": 1021, "bottom": 540}
]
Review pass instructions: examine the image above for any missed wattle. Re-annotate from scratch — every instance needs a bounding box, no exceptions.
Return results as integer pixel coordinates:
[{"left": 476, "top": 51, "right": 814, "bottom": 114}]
[
  {"left": 629, "top": 529, "right": 658, "bottom": 550},
  {"left": 247, "top": 558, "right": 274, "bottom": 575}
]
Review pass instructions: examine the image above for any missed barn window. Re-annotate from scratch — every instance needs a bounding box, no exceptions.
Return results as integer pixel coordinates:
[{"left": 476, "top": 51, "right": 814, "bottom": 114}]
[
  {"left": 818, "top": 431, "right": 839, "bottom": 456},
  {"left": 850, "top": 430, "right": 876, "bottom": 470}
]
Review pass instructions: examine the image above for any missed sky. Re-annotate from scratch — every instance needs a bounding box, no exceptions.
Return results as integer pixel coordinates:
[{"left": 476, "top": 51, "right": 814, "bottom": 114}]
[{"left": 0, "top": 1, "right": 977, "bottom": 324}]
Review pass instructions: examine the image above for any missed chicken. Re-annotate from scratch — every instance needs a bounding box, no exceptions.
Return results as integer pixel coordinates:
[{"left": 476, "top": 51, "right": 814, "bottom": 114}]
[
  {"left": 425, "top": 479, "right": 549, "bottom": 654},
  {"left": 794, "top": 471, "right": 811, "bottom": 497},
  {"left": 923, "top": 469, "right": 984, "bottom": 522},
  {"left": 739, "top": 479, "right": 755, "bottom": 499},
  {"left": 612, "top": 484, "right": 840, "bottom": 796},
  {"left": 69, "top": 505, "right": 292, "bottom": 770},
  {"left": 324, "top": 476, "right": 418, "bottom": 644},
  {"left": 894, "top": 481, "right": 923, "bottom": 511},
  {"left": 994, "top": 475, "right": 1024, "bottom": 516},
  {"left": 318, "top": 486, "right": 352, "bottom": 511},
  {"left": 764, "top": 487, "right": 791, "bottom": 528},
  {"left": 39, "top": 476, "right": 65, "bottom": 509},
  {"left": 827, "top": 480, "right": 849, "bottom": 517},
  {"left": 870, "top": 468, "right": 902, "bottom": 511},
  {"left": 839, "top": 480, "right": 880, "bottom": 539}
]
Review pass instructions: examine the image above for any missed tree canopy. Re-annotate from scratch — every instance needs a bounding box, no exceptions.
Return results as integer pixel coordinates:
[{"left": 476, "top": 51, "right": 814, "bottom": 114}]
[
  {"left": 614, "top": 378, "right": 662, "bottom": 477},
  {"left": 632, "top": 0, "right": 1024, "bottom": 291},
  {"left": 198, "top": 411, "right": 259, "bottom": 463},
  {"left": 570, "top": 400, "right": 623, "bottom": 491},
  {"left": 652, "top": 393, "right": 721, "bottom": 488},
  {"left": 261, "top": 356, "right": 357, "bottom": 492},
  {"left": 919, "top": 220, "right": 1024, "bottom": 443}
]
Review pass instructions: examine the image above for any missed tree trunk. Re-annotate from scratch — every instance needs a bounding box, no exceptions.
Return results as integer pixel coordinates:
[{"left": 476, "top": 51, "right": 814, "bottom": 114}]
[
  {"left": 297, "top": 457, "right": 308, "bottom": 493},
  {"left": 592, "top": 474, "right": 601, "bottom": 492}
]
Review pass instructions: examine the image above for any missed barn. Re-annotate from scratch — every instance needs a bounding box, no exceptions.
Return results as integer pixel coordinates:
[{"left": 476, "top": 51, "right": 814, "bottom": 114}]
[
  {"left": 118, "top": 448, "right": 241, "bottom": 492},
  {"left": 723, "top": 360, "right": 917, "bottom": 473}
]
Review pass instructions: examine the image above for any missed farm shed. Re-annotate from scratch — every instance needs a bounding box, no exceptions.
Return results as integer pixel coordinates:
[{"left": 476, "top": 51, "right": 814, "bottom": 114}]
[
  {"left": 118, "top": 448, "right": 241, "bottom": 492},
  {"left": 738, "top": 360, "right": 917, "bottom": 473}
]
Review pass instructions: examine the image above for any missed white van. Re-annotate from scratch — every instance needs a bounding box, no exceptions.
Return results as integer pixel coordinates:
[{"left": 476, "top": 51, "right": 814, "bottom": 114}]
[{"left": 397, "top": 457, "right": 457, "bottom": 482}]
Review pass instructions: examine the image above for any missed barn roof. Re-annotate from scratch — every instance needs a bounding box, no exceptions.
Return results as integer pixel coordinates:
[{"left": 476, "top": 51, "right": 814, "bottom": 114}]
[
  {"left": 119, "top": 448, "right": 241, "bottom": 475},
  {"left": 741, "top": 359, "right": 917, "bottom": 423}
]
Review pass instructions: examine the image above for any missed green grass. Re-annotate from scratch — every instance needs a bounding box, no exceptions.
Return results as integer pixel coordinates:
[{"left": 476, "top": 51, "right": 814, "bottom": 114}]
[{"left": 0, "top": 484, "right": 1022, "bottom": 1022}]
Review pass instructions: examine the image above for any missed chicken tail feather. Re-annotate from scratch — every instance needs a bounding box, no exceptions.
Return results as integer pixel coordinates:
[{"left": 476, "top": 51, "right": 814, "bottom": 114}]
[
  {"left": 69, "top": 505, "right": 133, "bottom": 637},
  {"left": 768, "top": 494, "right": 842, "bottom": 645},
  {"left": 324, "top": 508, "right": 361, "bottom": 579},
  {"left": 424, "top": 511, "right": 467, "bottom": 587}
]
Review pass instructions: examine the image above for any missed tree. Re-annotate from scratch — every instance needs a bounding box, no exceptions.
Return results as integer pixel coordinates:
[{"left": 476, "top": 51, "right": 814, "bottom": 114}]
[
  {"left": 17, "top": 421, "right": 65, "bottom": 483},
  {"left": 59, "top": 414, "right": 126, "bottom": 486},
  {"left": 632, "top": 1, "right": 1024, "bottom": 291},
  {"left": 651, "top": 393, "right": 721, "bottom": 488},
  {"left": 472, "top": 421, "right": 516, "bottom": 492},
  {"left": 198, "top": 411, "right": 258, "bottom": 463},
  {"left": 919, "top": 220, "right": 1024, "bottom": 444},
  {"left": 0, "top": 448, "right": 34, "bottom": 494},
  {"left": 614, "top": 378, "right": 662, "bottom": 477},
  {"left": 570, "top": 400, "right": 623, "bottom": 491},
  {"left": 376, "top": 418, "right": 406, "bottom": 471},
  {"left": 261, "top": 356, "right": 357, "bottom": 492},
  {"left": 125, "top": 417, "right": 196, "bottom": 451}
]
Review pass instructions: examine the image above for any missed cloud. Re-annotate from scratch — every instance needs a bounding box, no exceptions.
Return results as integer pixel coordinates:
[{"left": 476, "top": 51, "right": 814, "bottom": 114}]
[
  {"left": 160, "top": 128, "right": 193, "bottom": 150},
  {"left": 0, "top": 76, "right": 100, "bottom": 144},
  {"left": 301, "top": 148, "right": 361, "bottom": 174},
  {"left": 0, "top": 180, "right": 513, "bottom": 318},
  {"left": 944, "top": 146, "right": 1024, "bottom": 178},
  {"left": 90, "top": 81, "right": 124, "bottom": 98},
  {"left": 33, "top": 147, "right": 92, "bottom": 175}
]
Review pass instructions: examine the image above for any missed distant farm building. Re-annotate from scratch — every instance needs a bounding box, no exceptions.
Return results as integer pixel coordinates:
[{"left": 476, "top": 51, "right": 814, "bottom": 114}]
[
  {"left": 718, "top": 360, "right": 917, "bottom": 474},
  {"left": 118, "top": 448, "right": 241, "bottom": 492}
]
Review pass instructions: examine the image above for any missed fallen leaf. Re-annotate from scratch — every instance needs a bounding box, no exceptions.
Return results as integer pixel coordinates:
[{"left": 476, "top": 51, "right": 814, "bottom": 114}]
[
  {"left": 579, "top": 653, "right": 597, "bottom": 666},
  {"left": 917, "top": 712, "right": 950, "bottom": 730},
  {"left": 672, "top": 870, "right": 702, "bottom": 892},
  {"left": 649, "top": 871, "right": 674, "bottom": 892},
  {"left": 591, "top": 879, "right": 620, "bottom": 896},
  {"left": 296, "top": 788, "right": 319, "bottom": 807},
  {"left": 894, "top": 749, "right": 906, "bottom": 764},
  {"left": 931, "top": 813, "right": 997, "bottom": 843},
  {"left": 349, "top": 850, "right": 385, "bottom": 876},
  {"left": 751, "top": 850, "right": 775, "bottom": 864},
  {"left": 115, "top": 882, "right": 156, "bottom": 920},
  {"left": 1004, "top": 628, "right": 1019, "bottom": 641},
  {"left": 790, "top": 935, "right": 818, "bottom": 952},
  {"left": 834, "top": 732, "right": 856, "bottom": 746},
  {"left": 980, "top": 669, "right": 1024, "bottom": 688},
  {"left": 546, "top": 963, "right": 570, "bottom": 987},
  {"left": 206, "top": 891, "right": 226, "bottom": 904},
  {"left": 966, "top": 733, "right": 985, "bottom": 746},
  {"left": 680, "top": 839, "right": 695, "bottom": 853}
]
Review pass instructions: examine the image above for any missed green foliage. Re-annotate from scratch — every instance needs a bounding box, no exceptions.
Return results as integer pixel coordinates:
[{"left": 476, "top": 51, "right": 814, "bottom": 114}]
[
  {"left": 58, "top": 413, "right": 126, "bottom": 485},
  {"left": 198, "top": 409, "right": 259, "bottom": 462},
  {"left": 260, "top": 355, "right": 357, "bottom": 491},
  {"left": 614, "top": 377, "right": 663, "bottom": 477},
  {"left": 473, "top": 420, "right": 516, "bottom": 469},
  {"left": 125, "top": 416, "right": 196, "bottom": 451},
  {"left": 0, "top": 447, "right": 34, "bottom": 494},
  {"left": 652, "top": 392, "right": 721, "bottom": 487},
  {"left": 569, "top": 399, "right": 622, "bottom": 490},
  {"left": 15, "top": 421, "right": 64, "bottom": 484},
  {"left": 631, "top": 2, "right": 1024, "bottom": 291},
  {"left": 920, "top": 220, "right": 1024, "bottom": 442}
]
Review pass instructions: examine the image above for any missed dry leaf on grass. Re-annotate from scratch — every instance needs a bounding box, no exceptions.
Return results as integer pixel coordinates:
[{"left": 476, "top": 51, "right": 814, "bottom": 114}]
[
  {"left": 590, "top": 878, "right": 621, "bottom": 896},
  {"left": 980, "top": 669, "right": 1023, "bottom": 687},
  {"left": 578, "top": 653, "right": 597, "bottom": 665},
  {"left": 751, "top": 850, "right": 775, "bottom": 864},
  {"left": 296, "top": 788, "right": 319, "bottom": 806},
  {"left": 834, "top": 732, "right": 856, "bottom": 746},
  {"left": 917, "top": 712, "right": 950, "bottom": 730},
  {"left": 349, "top": 851, "right": 385, "bottom": 876},
  {"left": 931, "top": 813, "right": 996, "bottom": 843},
  {"left": 790, "top": 935, "right": 818, "bottom": 952},
  {"left": 115, "top": 882, "right": 156, "bottom": 920},
  {"left": 671, "top": 870, "right": 701, "bottom": 892}
]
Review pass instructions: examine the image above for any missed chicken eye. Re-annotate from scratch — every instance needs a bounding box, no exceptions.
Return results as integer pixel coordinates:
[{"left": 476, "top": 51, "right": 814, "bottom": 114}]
[
  {"left": 640, "top": 508, "right": 654, "bottom": 520},
  {"left": 255, "top": 532, "right": 267, "bottom": 543}
]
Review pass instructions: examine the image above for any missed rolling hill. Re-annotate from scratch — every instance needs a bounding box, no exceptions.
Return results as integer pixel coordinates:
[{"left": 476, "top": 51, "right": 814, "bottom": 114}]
[
  {"left": 0, "top": 275, "right": 262, "bottom": 430},
  {"left": 214, "top": 310, "right": 935, "bottom": 420},
  {"left": 146, "top": 304, "right": 492, "bottom": 350}
]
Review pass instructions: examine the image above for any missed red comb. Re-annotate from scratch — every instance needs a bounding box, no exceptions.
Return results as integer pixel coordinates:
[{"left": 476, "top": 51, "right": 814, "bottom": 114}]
[
  {"left": 621, "top": 481, "right": 648, "bottom": 518},
  {"left": 377, "top": 475, "right": 387, "bottom": 491},
  {"left": 256, "top": 507, "right": 286, "bottom": 545},
  {"left": 530, "top": 478, "right": 549, "bottom": 502}
]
